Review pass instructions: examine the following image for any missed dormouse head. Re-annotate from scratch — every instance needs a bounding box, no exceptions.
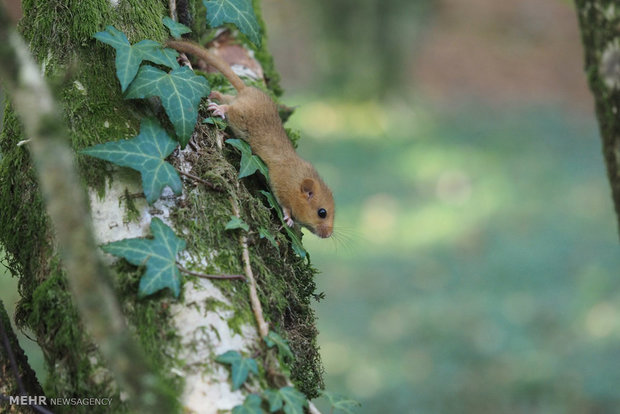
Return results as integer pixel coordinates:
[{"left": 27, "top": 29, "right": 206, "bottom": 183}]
[{"left": 295, "top": 177, "right": 335, "bottom": 238}]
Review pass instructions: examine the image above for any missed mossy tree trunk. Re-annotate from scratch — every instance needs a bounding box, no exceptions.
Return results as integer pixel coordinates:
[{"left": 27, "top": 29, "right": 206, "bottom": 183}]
[
  {"left": 0, "top": 1, "right": 323, "bottom": 412},
  {"left": 576, "top": 0, "right": 620, "bottom": 236}
]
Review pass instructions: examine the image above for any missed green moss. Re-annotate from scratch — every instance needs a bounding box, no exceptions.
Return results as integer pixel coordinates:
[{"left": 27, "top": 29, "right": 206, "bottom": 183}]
[
  {"left": 285, "top": 127, "right": 301, "bottom": 148},
  {"left": 225, "top": 302, "right": 253, "bottom": 336},
  {"left": 61, "top": 51, "right": 140, "bottom": 192},
  {"left": 203, "top": 297, "right": 229, "bottom": 312},
  {"left": 122, "top": 188, "right": 142, "bottom": 223},
  {"left": 0, "top": 105, "right": 51, "bottom": 328},
  {"left": 26, "top": 260, "right": 128, "bottom": 413},
  {"left": 251, "top": 0, "right": 283, "bottom": 96},
  {"left": 112, "top": 0, "right": 169, "bottom": 43},
  {"left": 191, "top": 0, "right": 209, "bottom": 43},
  {"left": 249, "top": 239, "right": 324, "bottom": 397},
  {"left": 19, "top": 0, "right": 112, "bottom": 62}
]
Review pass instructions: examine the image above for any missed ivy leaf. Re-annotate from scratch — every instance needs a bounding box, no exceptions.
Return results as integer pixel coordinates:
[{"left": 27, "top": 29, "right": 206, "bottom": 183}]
[
  {"left": 216, "top": 350, "right": 258, "bottom": 390},
  {"left": 260, "top": 190, "right": 307, "bottom": 258},
  {"left": 101, "top": 218, "right": 186, "bottom": 297},
  {"left": 226, "top": 139, "right": 269, "bottom": 179},
  {"left": 93, "top": 25, "right": 179, "bottom": 91},
  {"left": 258, "top": 227, "right": 278, "bottom": 248},
  {"left": 322, "top": 391, "right": 361, "bottom": 414},
  {"left": 81, "top": 118, "right": 181, "bottom": 204},
  {"left": 225, "top": 216, "right": 250, "bottom": 231},
  {"left": 264, "top": 389, "right": 283, "bottom": 412},
  {"left": 203, "top": 0, "right": 261, "bottom": 47},
  {"left": 232, "top": 394, "right": 263, "bottom": 414},
  {"left": 264, "top": 387, "right": 307, "bottom": 414},
  {"left": 125, "top": 65, "right": 210, "bottom": 147},
  {"left": 264, "top": 331, "right": 294, "bottom": 361},
  {"left": 162, "top": 16, "right": 192, "bottom": 39}
]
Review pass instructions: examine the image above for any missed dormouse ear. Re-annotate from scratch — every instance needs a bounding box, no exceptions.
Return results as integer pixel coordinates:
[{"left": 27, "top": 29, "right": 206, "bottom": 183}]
[{"left": 300, "top": 178, "right": 315, "bottom": 200}]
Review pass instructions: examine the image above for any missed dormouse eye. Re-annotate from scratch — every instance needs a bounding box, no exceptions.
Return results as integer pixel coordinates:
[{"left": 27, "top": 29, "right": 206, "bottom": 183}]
[{"left": 318, "top": 208, "right": 327, "bottom": 219}]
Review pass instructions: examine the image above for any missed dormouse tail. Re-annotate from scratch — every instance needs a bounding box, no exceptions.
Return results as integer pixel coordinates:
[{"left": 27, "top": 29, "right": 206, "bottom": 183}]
[{"left": 166, "top": 40, "right": 246, "bottom": 92}]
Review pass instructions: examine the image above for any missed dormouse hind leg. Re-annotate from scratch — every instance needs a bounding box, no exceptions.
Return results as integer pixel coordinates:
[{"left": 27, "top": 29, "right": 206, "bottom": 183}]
[
  {"left": 207, "top": 102, "right": 230, "bottom": 119},
  {"left": 208, "top": 91, "right": 236, "bottom": 119}
]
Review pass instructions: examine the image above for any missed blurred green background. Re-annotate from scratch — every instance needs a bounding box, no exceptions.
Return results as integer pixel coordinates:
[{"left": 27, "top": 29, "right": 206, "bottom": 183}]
[
  {"left": 263, "top": 0, "right": 620, "bottom": 413},
  {"left": 2, "top": 0, "right": 620, "bottom": 413}
]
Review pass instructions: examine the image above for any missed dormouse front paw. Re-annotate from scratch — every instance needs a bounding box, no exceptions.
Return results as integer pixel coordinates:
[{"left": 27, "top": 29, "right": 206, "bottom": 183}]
[{"left": 282, "top": 208, "right": 295, "bottom": 227}]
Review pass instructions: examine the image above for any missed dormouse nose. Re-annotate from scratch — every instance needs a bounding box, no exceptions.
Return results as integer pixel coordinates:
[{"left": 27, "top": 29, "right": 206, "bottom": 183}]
[{"left": 317, "top": 226, "right": 333, "bottom": 238}]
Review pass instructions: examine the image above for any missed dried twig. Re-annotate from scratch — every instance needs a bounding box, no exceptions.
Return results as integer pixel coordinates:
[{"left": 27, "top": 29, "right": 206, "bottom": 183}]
[
  {"left": 231, "top": 197, "right": 269, "bottom": 338},
  {"left": 169, "top": 0, "right": 177, "bottom": 20},
  {"left": 177, "top": 169, "right": 222, "bottom": 191}
]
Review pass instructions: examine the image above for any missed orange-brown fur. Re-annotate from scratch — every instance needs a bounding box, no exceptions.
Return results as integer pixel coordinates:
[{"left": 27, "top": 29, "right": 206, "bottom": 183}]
[{"left": 167, "top": 40, "right": 335, "bottom": 238}]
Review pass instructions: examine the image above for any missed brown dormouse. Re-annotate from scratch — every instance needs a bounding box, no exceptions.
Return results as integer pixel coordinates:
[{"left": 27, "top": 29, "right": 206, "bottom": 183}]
[{"left": 167, "top": 40, "right": 334, "bottom": 238}]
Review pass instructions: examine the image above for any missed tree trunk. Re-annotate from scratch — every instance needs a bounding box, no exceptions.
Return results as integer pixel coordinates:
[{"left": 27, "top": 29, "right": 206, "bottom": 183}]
[
  {"left": 575, "top": 0, "right": 620, "bottom": 236},
  {"left": 0, "top": 1, "right": 323, "bottom": 412}
]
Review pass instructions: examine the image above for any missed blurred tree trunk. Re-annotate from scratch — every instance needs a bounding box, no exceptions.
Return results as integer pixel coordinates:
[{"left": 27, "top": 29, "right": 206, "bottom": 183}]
[
  {"left": 575, "top": 0, "right": 620, "bottom": 236},
  {"left": 0, "top": 1, "right": 322, "bottom": 412},
  {"left": 310, "top": 0, "right": 432, "bottom": 97}
]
